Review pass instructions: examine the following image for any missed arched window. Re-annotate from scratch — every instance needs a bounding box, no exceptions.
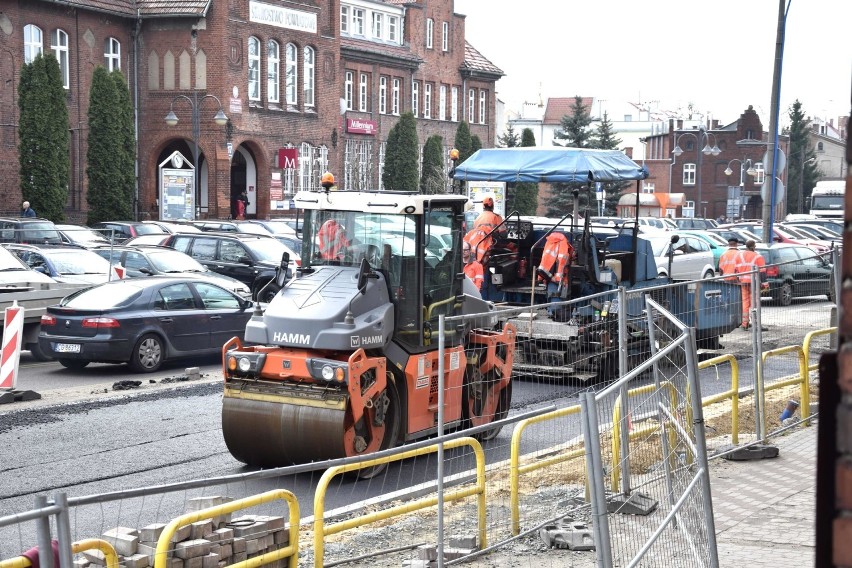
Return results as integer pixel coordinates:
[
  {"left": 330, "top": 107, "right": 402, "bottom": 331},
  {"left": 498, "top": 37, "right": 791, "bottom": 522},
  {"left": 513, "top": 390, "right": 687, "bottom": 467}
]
[
  {"left": 24, "top": 24, "right": 43, "bottom": 64},
  {"left": 285, "top": 43, "right": 297, "bottom": 106},
  {"left": 817, "top": 142, "right": 824, "bottom": 151},
  {"left": 303, "top": 46, "right": 315, "bottom": 108},
  {"left": 51, "top": 29, "right": 69, "bottom": 88},
  {"left": 105, "top": 37, "right": 121, "bottom": 71},
  {"left": 267, "top": 40, "right": 279, "bottom": 104},
  {"left": 247, "top": 37, "right": 260, "bottom": 101}
]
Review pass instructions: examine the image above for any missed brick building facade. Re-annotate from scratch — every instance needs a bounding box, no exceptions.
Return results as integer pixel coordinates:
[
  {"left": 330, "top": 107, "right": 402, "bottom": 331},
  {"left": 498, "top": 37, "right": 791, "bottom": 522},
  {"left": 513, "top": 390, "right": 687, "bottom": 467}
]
[{"left": 0, "top": 0, "right": 501, "bottom": 222}]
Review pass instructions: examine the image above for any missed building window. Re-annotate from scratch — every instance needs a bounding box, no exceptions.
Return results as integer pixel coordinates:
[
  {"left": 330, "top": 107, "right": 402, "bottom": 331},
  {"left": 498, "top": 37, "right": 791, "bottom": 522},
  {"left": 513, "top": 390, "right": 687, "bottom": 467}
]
[
  {"left": 51, "top": 29, "right": 69, "bottom": 89},
  {"left": 340, "top": 6, "right": 349, "bottom": 34},
  {"left": 267, "top": 40, "right": 280, "bottom": 104},
  {"left": 285, "top": 43, "right": 297, "bottom": 105},
  {"left": 359, "top": 73, "right": 367, "bottom": 112},
  {"left": 372, "top": 12, "right": 383, "bottom": 39},
  {"left": 379, "top": 76, "right": 387, "bottom": 114},
  {"left": 344, "top": 71, "right": 353, "bottom": 110},
  {"left": 24, "top": 24, "right": 43, "bottom": 64},
  {"left": 468, "top": 89, "right": 475, "bottom": 122},
  {"left": 299, "top": 143, "right": 313, "bottom": 191},
  {"left": 392, "top": 78, "right": 400, "bottom": 115},
  {"left": 439, "top": 85, "right": 446, "bottom": 121},
  {"left": 352, "top": 8, "right": 365, "bottom": 35},
  {"left": 411, "top": 81, "right": 419, "bottom": 117},
  {"left": 442, "top": 22, "right": 449, "bottom": 51},
  {"left": 642, "top": 182, "right": 655, "bottom": 194},
  {"left": 388, "top": 16, "right": 398, "bottom": 43},
  {"left": 426, "top": 18, "right": 433, "bottom": 49},
  {"left": 478, "top": 91, "right": 486, "bottom": 123},
  {"left": 424, "top": 83, "right": 431, "bottom": 119},
  {"left": 248, "top": 36, "right": 260, "bottom": 101},
  {"left": 450, "top": 86, "right": 458, "bottom": 122},
  {"left": 303, "top": 46, "right": 315, "bottom": 108},
  {"left": 624, "top": 115, "right": 633, "bottom": 121},
  {"left": 105, "top": 37, "right": 121, "bottom": 71},
  {"left": 754, "top": 162, "right": 765, "bottom": 184},
  {"left": 683, "top": 163, "right": 696, "bottom": 185}
]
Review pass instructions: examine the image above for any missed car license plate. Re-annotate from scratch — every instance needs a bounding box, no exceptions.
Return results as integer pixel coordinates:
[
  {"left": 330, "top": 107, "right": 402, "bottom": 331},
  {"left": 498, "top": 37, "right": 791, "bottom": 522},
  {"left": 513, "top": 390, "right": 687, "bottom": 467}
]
[{"left": 55, "top": 343, "right": 81, "bottom": 353}]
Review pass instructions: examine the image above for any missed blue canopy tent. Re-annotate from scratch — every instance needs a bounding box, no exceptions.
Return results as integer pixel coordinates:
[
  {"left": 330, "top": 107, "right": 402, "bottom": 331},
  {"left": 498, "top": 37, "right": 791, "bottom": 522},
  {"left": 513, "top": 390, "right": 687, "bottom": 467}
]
[{"left": 451, "top": 147, "right": 649, "bottom": 184}]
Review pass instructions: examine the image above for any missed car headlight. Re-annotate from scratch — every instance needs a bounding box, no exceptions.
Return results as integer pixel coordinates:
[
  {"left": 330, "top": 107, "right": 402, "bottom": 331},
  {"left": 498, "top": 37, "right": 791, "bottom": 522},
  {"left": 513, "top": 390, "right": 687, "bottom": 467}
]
[
  {"left": 308, "top": 358, "right": 347, "bottom": 383},
  {"left": 226, "top": 351, "right": 267, "bottom": 377}
]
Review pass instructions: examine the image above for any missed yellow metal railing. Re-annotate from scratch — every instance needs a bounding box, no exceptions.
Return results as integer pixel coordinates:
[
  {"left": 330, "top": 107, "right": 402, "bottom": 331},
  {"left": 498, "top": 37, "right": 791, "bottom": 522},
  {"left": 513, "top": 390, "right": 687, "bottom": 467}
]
[
  {"left": 698, "top": 354, "right": 740, "bottom": 445},
  {"left": 803, "top": 327, "right": 837, "bottom": 372},
  {"left": 0, "top": 540, "right": 119, "bottom": 568},
  {"left": 761, "top": 345, "right": 810, "bottom": 431},
  {"left": 509, "top": 403, "right": 582, "bottom": 535},
  {"left": 313, "top": 437, "right": 486, "bottom": 568},
  {"left": 154, "top": 489, "right": 299, "bottom": 568}
]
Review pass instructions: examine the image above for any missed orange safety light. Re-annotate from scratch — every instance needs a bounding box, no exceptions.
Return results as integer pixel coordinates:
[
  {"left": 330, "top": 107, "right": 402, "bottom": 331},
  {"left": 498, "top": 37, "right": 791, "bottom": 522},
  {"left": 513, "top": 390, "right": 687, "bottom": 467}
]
[{"left": 321, "top": 171, "right": 335, "bottom": 189}]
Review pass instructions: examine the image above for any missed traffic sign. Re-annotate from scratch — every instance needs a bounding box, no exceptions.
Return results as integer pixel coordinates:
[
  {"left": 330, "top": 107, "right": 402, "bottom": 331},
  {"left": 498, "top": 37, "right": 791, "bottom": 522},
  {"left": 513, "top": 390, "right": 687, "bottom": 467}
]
[
  {"left": 760, "top": 178, "right": 786, "bottom": 206},
  {"left": 763, "top": 148, "right": 786, "bottom": 173}
]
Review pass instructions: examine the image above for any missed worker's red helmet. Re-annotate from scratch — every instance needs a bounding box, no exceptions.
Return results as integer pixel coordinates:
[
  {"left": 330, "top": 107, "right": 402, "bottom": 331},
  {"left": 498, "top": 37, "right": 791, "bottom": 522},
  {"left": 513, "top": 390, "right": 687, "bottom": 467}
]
[{"left": 482, "top": 196, "right": 494, "bottom": 208}]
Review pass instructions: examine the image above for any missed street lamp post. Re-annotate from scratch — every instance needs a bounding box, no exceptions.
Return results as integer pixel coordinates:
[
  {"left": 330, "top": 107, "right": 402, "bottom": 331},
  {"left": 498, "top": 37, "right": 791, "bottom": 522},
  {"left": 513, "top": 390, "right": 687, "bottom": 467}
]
[
  {"left": 725, "top": 159, "right": 757, "bottom": 220},
  {"left": 164, "top": 92, "right": 228, "bottom": 219},
  {"left": 672, "top": 125, "right": 720, "bottom": 219}
]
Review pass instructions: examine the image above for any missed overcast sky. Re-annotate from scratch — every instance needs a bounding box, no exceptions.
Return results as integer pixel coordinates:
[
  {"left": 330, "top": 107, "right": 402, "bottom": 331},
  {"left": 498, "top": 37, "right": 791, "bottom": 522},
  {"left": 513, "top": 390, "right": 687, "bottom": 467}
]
[{"left": 454, "top": 0, "right": 851, "bottom": 128}]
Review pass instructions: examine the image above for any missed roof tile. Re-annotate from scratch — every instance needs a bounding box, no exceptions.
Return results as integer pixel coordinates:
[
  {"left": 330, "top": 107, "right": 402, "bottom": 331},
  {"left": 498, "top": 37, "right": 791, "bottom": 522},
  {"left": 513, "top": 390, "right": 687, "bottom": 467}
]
[
  {"left": 44, "top": 0, "right": 209, "bottom": 17},
  {"left": 543, "top": 97, "right": 593, "bottom": 125},
  {"left": 462, "top": 41, "right": 503, "bottom": 76}
]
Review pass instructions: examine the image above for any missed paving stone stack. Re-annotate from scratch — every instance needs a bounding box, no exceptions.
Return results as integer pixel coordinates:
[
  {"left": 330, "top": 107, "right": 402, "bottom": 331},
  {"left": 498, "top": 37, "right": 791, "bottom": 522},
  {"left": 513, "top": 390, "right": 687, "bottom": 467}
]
[
  {"left": 73, "top": 497, "right": 291, "bottom": 568},
  {"left": 401, "top": 535, "right": 479, "bottom": 567}
]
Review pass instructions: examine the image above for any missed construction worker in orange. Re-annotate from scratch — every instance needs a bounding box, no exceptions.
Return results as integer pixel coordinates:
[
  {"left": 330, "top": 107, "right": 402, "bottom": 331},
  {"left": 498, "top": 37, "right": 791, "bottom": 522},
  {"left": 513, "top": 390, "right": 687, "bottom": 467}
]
[
  {"left": 537, "top": 231, "right": 575, "bottom": 314},
  {"left": 472, "top": 196, "right": 506, "bottom": 301},
  {"left": 318, "top": 218, "right": 350, "bottom": 261},
  {"left": 735, "top": 239, "right": 766, "bottom": 330},
  {"left": 474, "top": 196, "right": 505, "bottom": 234},
  {"left": 462, "top": 240, "right": 484, "bottom": 291},
  {"left": 718, "top": 237, "right": 742, "bottom": 283}
]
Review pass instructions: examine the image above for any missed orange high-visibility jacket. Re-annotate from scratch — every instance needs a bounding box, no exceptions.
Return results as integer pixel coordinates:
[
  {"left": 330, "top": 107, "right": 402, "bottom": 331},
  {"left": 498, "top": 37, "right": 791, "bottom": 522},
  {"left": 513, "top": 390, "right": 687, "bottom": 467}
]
[
  {"left": 736, "top": 249, "right": 765, "bottom": 284},
  {"left": 718, "top": 247, "right": 743, "bottom": 282},
  {"left": 318, "top": 219, "right": 349, "bottom": 260},
  {"left": 464, "top": 227, "right": 492, "bottom": 263},
  {"left": 463, "top": 260, "right": 484, "bottom": 290},
  {"left": 538, "top": 233, "right": 574, "bottom": 283}
]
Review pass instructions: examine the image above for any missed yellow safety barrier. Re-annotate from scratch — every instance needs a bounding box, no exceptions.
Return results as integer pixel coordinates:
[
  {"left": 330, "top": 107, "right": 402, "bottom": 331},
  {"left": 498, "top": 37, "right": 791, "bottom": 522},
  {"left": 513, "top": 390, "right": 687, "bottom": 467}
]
[
  {"left": 509, "top": 403, "right": 582, "bottom": 535},
  {"left": 761, "top": 345, "right": 810, "bottom": 431},
  {"left": 698, "top": 354, "right": 740, "bottom": 445},
  {"left": 313, "top": 437, "right": 486, "bottom": 568},
  {"left": 610, "top": 382, "right": 679, "bottom": 493},
  {"left": 0, "top": 539, "right": 119, "bottom": 568},
  {"left": 154, "top": 489, "right": 299, "bottom": 568},
  {"left": 803, "top": 327, "right": 837, "bottom": 372}
]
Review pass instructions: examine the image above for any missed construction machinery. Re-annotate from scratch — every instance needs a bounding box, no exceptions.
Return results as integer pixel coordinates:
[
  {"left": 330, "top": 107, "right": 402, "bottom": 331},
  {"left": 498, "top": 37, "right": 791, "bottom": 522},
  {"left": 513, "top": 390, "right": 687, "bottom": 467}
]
[{"left": 221, "top": 189, "right": 515, "bottom": 473}]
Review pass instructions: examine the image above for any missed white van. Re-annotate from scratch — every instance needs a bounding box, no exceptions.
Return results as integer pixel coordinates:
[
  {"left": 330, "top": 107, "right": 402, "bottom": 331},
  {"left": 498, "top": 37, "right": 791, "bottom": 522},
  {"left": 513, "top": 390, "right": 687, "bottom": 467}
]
[{"left": 809, "top": 180, "right": 845, "bottom": 219}]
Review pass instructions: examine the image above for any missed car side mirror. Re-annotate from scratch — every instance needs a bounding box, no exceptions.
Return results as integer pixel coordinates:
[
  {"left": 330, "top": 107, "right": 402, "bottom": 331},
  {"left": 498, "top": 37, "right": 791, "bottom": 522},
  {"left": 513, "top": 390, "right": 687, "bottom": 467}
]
[
  {"left": 238, "top": 255, "right": 252, "bottom": 265},
  {"left": 139, "top": 267, "right": 154, "bottom": 275}
]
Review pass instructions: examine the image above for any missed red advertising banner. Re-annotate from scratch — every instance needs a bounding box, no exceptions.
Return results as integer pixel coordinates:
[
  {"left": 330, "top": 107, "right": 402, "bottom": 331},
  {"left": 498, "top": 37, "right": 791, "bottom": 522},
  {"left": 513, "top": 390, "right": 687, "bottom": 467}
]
[
  {"left": 346, "top": 118, "right": 377, "bottom": 135},
  {"left": 278, "top": 148, "right": 298, "bottom": 169}
]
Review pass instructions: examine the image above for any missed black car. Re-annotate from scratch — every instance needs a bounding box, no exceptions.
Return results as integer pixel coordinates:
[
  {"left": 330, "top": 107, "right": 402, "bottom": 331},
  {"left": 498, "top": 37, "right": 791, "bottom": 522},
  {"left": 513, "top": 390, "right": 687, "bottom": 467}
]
[
  {"left": 161, "top": 232, "right": 296, "bottom": 301},
  {"left": 90, "top": 244, "right": 252, "bottom": 298},
  {"left": 0, "top": 217, "right": 63, "bottom": 244},
  {"left": 754, "top": 243, "right": 834, "bottom": 306},
  {"left": 39, "top": 277, "right": 254, "bottom": 372}
]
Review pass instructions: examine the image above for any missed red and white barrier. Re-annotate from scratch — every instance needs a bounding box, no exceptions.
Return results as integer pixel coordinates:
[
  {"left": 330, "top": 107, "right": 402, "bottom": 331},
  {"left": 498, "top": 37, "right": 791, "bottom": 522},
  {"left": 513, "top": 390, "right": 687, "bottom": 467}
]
[
  {"left": 1, "top": 301, "right": 24, "bottom": 390},
  {"left": 110, "top": 263, "right": 126, "bottom": 281}
]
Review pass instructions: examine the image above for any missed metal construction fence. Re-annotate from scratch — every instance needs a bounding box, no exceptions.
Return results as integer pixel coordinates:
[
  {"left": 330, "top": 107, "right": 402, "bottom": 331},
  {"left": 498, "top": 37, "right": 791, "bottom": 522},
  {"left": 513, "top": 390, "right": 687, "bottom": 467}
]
[{"left": 0, "top": 249, "right": 838, "bottom": 567}]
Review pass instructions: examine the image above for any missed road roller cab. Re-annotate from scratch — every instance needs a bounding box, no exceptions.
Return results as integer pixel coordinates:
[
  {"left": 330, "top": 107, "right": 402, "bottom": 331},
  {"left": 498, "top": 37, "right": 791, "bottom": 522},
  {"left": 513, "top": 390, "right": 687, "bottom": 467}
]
[{"left": 221, "top": 188, "right": 515, "bottom": 474}]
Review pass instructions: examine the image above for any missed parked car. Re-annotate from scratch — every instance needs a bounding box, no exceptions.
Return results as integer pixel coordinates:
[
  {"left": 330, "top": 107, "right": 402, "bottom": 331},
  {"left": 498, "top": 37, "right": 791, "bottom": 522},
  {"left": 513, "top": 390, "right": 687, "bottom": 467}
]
[
  {"left": 161, "top": 232, "right": 298, "bottom": 301},
  {"left": 142, "top": 220, "right": 202, "bottom": 234},
  {"left": 0, "top": 217, "right": 63, "bottom": 245},
  {"left": 784, "top": 219, "right": 844, "bottom": 235},
  {"left": 646, "top": 233, "right": 717, "bottom": 280},
  {"left": 781, "top": 223, "right": 842, "bottom": 250},
  {"left": 55, "top": 224, "right": 112, "bottom": 247},
  {"left": 677, "top": 230, "right": 729, "bottom": 270},
  {"left": 190, "top": 220, "right": 269, "bottom": 235},
  {"left": 90, "top": 244, "right": 251, "bottom": 298},
  {"left": 671, "top": 217, "right": 718, "bottom": 230},
  {"left": 93, "top": 221, "right": 167, "bottom": 243},
  {"left": 0, "top": 246, "right": 56, "bottom": 284},
  {"left": 122, "top": 234, "right": 171, "bottom": 246},
  {"left": 38, "top": 277, "right": 254, "bottom": 372},
  {"left": 3, "top": 244, "right": 115, "bottom": 284},
  {"left": 753, "top": 243, "right": 834, "bottom": 306},
  {"left": 243, "top": 219, "right": 298, "bottom": 237},
  {"left": 709, "top": 227, "right": 762, "bottom": 245}
]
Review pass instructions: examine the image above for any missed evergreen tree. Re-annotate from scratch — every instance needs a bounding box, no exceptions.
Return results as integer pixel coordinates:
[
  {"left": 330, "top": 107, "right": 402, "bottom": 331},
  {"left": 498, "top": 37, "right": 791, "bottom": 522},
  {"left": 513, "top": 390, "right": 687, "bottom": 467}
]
[
  {"left": 546, "top": 96, "right": 592, "bottom": 216},
  {"left": 454, "top": 121, "right": 473, "bottom": 163},
  {"left": 591, "top": 113, "right": 627, "bottom": 215},
  {"left": 470, "top": 135, "right": 482, "bottom": 155},
  {"left": 382, "top": 112, "right": 419, "bottom": 191},
  {"left": 421, "top": 135, "right": 445, "bottom": 194},
  {"left": 87, "top": 67, "right": 134, "bottom": 224},
  {"left": 497, "top": 123, "right": 519, "bottom": 148},
  {"left": 552, "top": 95, "right": 592, "bottom": 148},
  {"left": 785, "top": 100, "right": 820, "bottom": 214},
  {"left": 18, "top": 53, "right": 69, "bottom": 221},
  {"left": 511, "top": 128, "right": 538, "bottom": 215}
]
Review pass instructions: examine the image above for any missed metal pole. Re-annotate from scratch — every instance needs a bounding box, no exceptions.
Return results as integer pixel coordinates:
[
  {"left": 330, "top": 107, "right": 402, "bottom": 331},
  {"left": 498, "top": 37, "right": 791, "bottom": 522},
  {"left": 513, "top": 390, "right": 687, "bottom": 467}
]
[
  {"left": 683, "top": 327, "right": 720, "bottom": 567},
  {"left": 35, "top": 495, "right": 54, "bottom": 568},
  {"left": 696, "top": 129, "right": 703, "bottom": 219},
  {"left": 752, "top": 273, "right": 767, "bottom": 441},
  {"left": 581, "top": 392, "right": 613, "bottom": 568},
  {"left": 192, "top": 90, "right": 201, "bottom": 220},
  {"left": 54, "top": 493, "right": 74, "bottom": 568},
  {"left": 762, "top": 0, "right": 787, "bottom": 241},
  {"left": 437, "top": 314, "right": 446, "bottom": 567},
  {"left": 617, "top": 286, "right": 631, "bottom": 496}
]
